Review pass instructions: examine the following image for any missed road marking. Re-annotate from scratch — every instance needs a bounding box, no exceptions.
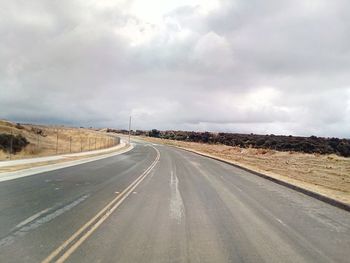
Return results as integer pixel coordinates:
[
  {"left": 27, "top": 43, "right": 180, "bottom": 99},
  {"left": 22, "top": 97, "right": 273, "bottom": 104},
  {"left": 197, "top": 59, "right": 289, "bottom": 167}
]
[
  {"left": 41, "top": 146, "right": 160, "bottom": 263},
  {"left": 11, "top": 207, "right": 52, "bottom": 231},
  {"left": 0, "top": 195, "right": 89, "bottom": 248},
  {"left": 275, "top": 218, "right": 287, "bottom": 227},
  {"left": 170, "top": 169, "right": 184, "bottom": 223}
]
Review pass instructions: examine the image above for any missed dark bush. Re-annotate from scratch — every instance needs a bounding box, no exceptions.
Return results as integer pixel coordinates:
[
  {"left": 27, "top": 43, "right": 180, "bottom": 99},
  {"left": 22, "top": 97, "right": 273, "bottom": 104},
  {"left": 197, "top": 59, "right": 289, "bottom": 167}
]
[
  {"left": 106, "top": 127, "right": 350, "bottom": 157},
  {"left": 149, "top": 129, "right": 160, "bottom": 138},
  {"left": 0, "top": 133, "right": 29, "bottom": 154},
  {"left": 134, "top": 130, "right": 350, "bottom": 157},
  {"left": 336, "top": 141, "right": 350, "bottom": 157}
]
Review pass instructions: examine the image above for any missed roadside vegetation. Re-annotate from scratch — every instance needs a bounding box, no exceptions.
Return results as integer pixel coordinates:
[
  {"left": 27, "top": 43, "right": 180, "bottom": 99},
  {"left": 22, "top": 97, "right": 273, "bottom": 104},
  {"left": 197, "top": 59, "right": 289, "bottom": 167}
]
[
  {"left": 0, "top": 120, "right": 118, "bottom": 160},
  {"left": 111, "top": 129, "right": 350, "bottom": 157},
  {"left": 0, "top": 134, "right": 29, "bottom": 153}
]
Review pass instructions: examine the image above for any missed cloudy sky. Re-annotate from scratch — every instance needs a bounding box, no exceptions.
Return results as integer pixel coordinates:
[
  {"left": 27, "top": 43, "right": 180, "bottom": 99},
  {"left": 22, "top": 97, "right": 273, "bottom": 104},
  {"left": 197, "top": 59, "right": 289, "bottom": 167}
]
[{"left": 1, "top": 0, "right": 349, "bottom": 137}]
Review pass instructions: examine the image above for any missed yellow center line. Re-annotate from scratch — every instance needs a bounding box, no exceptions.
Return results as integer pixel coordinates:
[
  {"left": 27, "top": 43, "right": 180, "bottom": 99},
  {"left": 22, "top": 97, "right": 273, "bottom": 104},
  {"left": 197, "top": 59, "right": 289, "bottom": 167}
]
[{"left": 41, "top": 145, "right": 160, "bottom": 263}]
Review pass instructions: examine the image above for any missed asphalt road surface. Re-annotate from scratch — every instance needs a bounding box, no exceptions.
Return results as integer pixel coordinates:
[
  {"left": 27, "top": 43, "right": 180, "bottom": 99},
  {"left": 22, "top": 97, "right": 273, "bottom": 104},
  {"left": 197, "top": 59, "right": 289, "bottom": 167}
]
[{"left": 0, "top": 140, "right": 349, "bottom": 263}]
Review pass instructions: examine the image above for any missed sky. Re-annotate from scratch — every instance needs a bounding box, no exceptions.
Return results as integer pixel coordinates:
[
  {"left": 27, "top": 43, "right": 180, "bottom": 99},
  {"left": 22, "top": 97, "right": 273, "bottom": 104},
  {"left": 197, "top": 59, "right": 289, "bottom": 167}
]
[{"left": 1, "top": 0, "right": 350, "bottom": 137}]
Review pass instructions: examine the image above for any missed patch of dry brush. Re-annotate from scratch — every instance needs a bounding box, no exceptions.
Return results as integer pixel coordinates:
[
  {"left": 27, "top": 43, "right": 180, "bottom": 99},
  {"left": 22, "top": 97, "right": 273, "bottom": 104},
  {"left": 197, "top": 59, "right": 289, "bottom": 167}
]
[{"left": 0, "top": 120, "right": 116, "bottom": 160}]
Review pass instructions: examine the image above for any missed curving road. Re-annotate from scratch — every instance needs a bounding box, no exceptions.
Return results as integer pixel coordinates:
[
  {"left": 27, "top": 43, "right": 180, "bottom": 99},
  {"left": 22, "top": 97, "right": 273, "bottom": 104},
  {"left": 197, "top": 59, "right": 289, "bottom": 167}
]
[{"left": 0, "top": 140, "right": 349, "bottom": 262}]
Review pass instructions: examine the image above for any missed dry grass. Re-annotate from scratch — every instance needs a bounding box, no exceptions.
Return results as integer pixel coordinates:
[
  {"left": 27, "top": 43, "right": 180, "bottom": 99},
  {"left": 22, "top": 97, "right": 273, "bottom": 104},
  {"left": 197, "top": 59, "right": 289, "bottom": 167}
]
[
  {"left": 0, "top": 144, "right": 129, "bottom": 173},
  {"left": 140, "top": 136, "right": 350, "bottom": 204},
  {"left": 0, "top": 120, "right": 117, "bottom": 160}
]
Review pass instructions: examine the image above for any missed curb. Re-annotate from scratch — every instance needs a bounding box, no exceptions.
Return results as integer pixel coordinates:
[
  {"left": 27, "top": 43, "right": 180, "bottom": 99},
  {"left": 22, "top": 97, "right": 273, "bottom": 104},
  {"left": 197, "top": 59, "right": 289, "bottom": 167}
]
[
  {"left": 0, "top": 141, "right": 125, "bottom": 167},
  {"left": 173, "top": 145, "right": 350, "bottom": 212},
  {"left": 0, "top": 143, "right": 134, "bottom": 182}
]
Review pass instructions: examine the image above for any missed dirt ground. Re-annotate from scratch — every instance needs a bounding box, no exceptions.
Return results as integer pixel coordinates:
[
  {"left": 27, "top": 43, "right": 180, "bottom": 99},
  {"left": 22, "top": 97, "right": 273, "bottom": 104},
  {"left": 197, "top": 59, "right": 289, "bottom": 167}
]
[
  {"left": 0, "top": 120, "right": 117, "bottom": 160},
  {"left": 140, "top": 136, "right": 350, "bottom": 205}
]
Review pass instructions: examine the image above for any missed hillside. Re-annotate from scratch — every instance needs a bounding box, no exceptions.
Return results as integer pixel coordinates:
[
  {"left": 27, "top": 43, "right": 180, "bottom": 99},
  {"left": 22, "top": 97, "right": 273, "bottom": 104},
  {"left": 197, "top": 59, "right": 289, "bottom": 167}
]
[{"left": 0, "top": 120, "right": 118, "bottom": 160}]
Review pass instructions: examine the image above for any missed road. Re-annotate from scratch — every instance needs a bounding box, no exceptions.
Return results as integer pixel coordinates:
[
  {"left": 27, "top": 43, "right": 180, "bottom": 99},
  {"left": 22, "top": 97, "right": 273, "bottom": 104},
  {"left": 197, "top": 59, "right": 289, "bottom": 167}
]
[{"left": 0, "top": 140, "right": 349, "bottom": 262}]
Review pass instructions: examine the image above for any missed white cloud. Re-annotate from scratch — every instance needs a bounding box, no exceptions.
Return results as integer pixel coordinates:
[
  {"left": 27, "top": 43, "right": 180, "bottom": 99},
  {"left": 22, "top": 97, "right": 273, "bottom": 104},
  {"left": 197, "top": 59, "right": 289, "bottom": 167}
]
[
  {"left": 192, "top": 31, "right": 233, "bottom": 69},
  {"left": 0, "top": 0, "right": 349, "bottom": 137}
]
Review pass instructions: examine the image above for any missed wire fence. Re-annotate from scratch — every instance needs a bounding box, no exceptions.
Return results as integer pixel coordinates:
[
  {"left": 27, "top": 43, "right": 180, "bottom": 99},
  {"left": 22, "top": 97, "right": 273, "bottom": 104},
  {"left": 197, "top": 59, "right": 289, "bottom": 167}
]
[{"left": 2, "top": 127, "right": 121, "bottom": 160}]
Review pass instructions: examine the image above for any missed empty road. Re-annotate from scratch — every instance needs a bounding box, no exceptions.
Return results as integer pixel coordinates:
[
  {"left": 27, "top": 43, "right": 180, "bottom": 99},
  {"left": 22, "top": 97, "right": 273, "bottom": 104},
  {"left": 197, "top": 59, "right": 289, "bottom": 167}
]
[{"left": 0, "top": 140, "right": 349, "bottom": 262}]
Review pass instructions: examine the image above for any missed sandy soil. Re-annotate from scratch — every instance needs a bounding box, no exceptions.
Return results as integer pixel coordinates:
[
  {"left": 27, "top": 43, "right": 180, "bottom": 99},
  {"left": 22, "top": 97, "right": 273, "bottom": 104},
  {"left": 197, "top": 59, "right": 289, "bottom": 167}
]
[
  {"left": 0, "top": 120, "right": 117, "bottom": 160},
  {"left": 140, "top": 136, "right": 350, "bottom": 204}
]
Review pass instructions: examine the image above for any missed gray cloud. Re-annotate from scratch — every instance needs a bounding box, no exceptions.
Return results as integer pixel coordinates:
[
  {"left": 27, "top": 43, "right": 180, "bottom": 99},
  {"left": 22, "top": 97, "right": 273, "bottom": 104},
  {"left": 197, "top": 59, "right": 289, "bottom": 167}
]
[{"left": 0, "top": 0, "right": 349, "bottom": 137}]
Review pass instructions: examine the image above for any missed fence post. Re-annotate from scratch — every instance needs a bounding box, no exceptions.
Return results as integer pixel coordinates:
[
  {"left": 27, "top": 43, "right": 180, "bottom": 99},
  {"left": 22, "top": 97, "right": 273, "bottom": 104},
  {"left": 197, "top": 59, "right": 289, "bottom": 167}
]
[
  {"left": 37, "top": 133, "right": 40, "bottom": 153},
  {"left": 56, "top": 129, "right": 59, "bottom": 154},
  {"left": 69, "top": 136, "right": 72, "bottom": 153},
  {"left": 89, "top": 138, "right": 91, "bottom": 151},
  {"left": 9, "top": 131, "right": 13, "bottom": 160},
  {"left": 80, "top": 137, "right": 82, "bottom": 152}
]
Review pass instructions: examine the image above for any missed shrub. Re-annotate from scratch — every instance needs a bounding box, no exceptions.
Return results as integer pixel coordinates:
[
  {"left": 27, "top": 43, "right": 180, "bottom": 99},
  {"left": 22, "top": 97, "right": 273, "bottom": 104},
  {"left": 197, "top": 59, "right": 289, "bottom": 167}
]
[
  {"left": 149, "top": 129, "right": 160, "bottom": 138},
  {"left": 0, "top": 133, "right": 29, "bottom": 154},
  {"left": 137, "top": 129, "right": 350, "bottom": 157}
]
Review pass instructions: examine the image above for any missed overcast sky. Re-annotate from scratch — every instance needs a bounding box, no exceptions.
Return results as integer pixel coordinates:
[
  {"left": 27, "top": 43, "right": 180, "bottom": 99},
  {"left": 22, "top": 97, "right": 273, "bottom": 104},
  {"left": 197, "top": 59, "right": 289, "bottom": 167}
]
[{"left": 1, "top": 0, "right": 349, "bottom": 137}]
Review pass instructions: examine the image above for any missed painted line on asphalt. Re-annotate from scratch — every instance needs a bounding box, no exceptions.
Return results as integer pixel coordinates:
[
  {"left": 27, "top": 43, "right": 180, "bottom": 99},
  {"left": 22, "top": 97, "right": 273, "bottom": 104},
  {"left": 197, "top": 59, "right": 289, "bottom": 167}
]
[
  {"left": 275, "top": 218, "right": 287, "bottom": 227},
  {"left": 41, "top": 145, "right": 160, "bottom": 263},
  {"left": 0, "top": 195, "right": 90, "bottom": 248},
  {"left": 11, "top": 207, "right": 53, "bottom": 231}
]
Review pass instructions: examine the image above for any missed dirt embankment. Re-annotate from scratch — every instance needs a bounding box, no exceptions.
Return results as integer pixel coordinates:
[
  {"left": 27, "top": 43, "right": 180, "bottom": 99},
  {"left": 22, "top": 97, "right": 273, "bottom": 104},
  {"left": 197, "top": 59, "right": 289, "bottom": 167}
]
[
  {"left": 140, "top": 136, "right": 350, "bottom": 204},
  {"left": 0, "top": 120, "right": 118, "bottom": 160}
]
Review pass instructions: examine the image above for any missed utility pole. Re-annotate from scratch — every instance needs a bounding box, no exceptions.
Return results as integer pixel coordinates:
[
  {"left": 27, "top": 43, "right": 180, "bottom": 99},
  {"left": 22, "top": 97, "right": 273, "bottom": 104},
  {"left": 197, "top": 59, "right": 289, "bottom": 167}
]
[{"left": 128, "top": 115, "right": 131, "bottom": 145}]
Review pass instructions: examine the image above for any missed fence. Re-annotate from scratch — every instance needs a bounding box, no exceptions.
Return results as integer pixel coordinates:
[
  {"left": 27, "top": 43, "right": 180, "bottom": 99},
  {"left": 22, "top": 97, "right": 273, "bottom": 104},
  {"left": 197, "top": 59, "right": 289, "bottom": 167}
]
[{"left": 1, "top": 127, "right": 121, "bottom": 160}]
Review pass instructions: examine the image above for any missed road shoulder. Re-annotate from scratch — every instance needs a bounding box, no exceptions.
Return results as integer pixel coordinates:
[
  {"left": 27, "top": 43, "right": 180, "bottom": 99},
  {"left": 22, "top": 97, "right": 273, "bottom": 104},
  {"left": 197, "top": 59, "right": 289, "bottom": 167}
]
[{"left": 0, "top": 142, "right": 133, "bottom": 182}]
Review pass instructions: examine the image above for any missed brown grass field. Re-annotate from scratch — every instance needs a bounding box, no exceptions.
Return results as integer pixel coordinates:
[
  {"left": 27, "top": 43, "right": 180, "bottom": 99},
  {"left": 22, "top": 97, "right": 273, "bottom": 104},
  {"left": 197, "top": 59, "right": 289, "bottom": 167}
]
[
  {"left": 0, "top": 120, "right": 117, "bottom": 160},
  {"left": 139, "top": 136, "right": 350, "bottom": 204}
]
